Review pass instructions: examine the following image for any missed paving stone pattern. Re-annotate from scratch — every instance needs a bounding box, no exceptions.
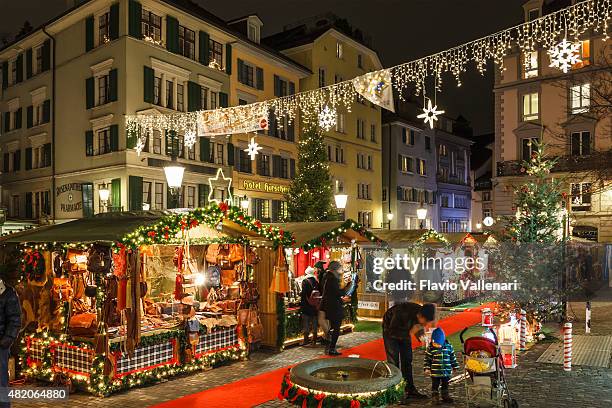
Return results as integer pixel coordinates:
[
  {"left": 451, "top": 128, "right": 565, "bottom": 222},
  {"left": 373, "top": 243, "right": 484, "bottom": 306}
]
[
  {"left": 537, "top": 335, "right": 612, "bottom": 368},
  {"left": 12, "top": 332, "right": 380, "bottom": 408}
]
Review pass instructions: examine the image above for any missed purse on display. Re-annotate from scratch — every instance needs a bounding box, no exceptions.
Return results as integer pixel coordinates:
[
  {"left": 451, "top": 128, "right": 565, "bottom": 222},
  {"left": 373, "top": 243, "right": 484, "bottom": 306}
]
[
  {"left": 87, "top": 244, "right": 112, "bottom": 274},
  {"left": 220, "top": 269, "right": 237, "bottom": 286},
  {"left": 52, "top": 277, "right": 73, "bottom": 301},
  {"left": 229, "top": 244, "right": 244, "bottom": 263},
  {"left": 84, "top": 271, "right": 97, "bottom": 298},
  {"left": 68, "top": 312, "right": 97, "bottom": 336},
  {"left": 246, "top": 307, "right": 264, "bottom": 344},
  {"left": 206, "top": 244, "right": 221, "bottom": 264},
  {"left": 246, "top": 247, "right": 260, "bottom": 266},
  {"left": 241, "top": 281, "right": 260, "bottom": 305}
]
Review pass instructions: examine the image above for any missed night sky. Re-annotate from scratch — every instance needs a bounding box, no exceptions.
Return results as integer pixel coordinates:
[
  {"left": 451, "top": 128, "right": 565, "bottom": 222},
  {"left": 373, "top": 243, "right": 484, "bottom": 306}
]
[{"left": 1, "top": 0, "right": 527, "bottom": 136}]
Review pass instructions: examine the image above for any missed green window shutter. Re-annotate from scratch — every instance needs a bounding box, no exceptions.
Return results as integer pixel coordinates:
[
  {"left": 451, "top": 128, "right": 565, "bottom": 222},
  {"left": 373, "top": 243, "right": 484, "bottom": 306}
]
[
  {"left": 198, "top": 184, "right": 209, "bottom": 207},
  {"left": 237, "top": 59, "right": 244, "bottom": 83},
  {"left": 2, "top": 154, "right": 8, "bottom": 173},
  {"left": 290, "top": 159, "right": 296, "bottom": 179},
  {"left": 26, "top": 106, "right": 33, "bottom": 128},
  {"left": 187, "top": 81, "right": 202, "bottom": 112},
  {"left": 273, "top": 75, "right": 281, "bottom": 97},
  {"left": 128, "top": 0, "right": 142, "bottom": 38},
  {"left": 225, "top": 44, "right": 232, "bottom": 75},
  {"left": 109, "top": 2, "right": 119, "bottom": 40},
  {"left": 2, "top": 61, "right": 8, "bottom": 89},
  {"left": 109, "top": 68, "right": 118, "bottom": 102},
  {"left": 166, "top": 16, "right": 179, "bottom": 53},
  {"left": 219, "top": 92, "right": 228, "bottom": 108},
  {"left": 3, "top": 112, "right": 9, "bottom": 132},
  {"left": 43, "top": 143, "right": 51, "bottom": 167},
  {"left": 16, "top": 54, "right": 23, "bottom": 83},
  {"left": 15, "top": 108, "right": 22, "bottom": 129},
  {"left": 42, "top": 40, "right": 51, "bottom": 72},
  {"left": 129, "top": 175, "right": 143, "bottom": 211},
  {"left": 199, "top": 31, "right": 210, "bottom": 65},
  {"left": 256, "top": 67, "right": 264, "bottom": 90},
  {"left": 272, "top": 155, "right": 280, "bottom": 177},
  {"left": 42, "top": 100, "right": 50, "bottom": 123},
  {"left": 199, "top": 137, "right": 210, "bottom": 162},
  {"left": 25, "top": 193, "right": 33, "bottom": 219},
  {"left": 143, "top": 66, "right": 154, "bottom": 103},
  {"left": 289, "top": 81, "right": 295, "bottom": 95},
  {"left": 14, "top": 150, "right": 21, "bottom": 170},
  {"left": 85, "top": 130, "right": 94, "bottom": 156},
  {"left": 26, "top": 48, "right": 32, "bottom": 79},
  {"left": 82, "top": 183, "right": 94, "bottom": 217},
  {"left": 110, "top": 124, "right": 119, "bottom": 151},
  {"left": 86, "top": 76, "right": 95, "bottom": 109},
  {"left": 85, "top": 15, "right": 94, "bottom": 52},
  {"left": 111, "top": 178, "right": 121, "bottom": 209},
  {"left": 25, "top": 147, "right": 32, "bottom": 170},
  {"left": 227, "top": 142, "right": 234, "bottom": 165}
]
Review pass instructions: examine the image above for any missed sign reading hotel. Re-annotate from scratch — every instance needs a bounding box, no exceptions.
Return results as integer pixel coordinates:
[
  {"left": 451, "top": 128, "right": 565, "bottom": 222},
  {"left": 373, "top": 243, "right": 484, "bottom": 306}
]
[
  {"left": 242, "top": 180, "right": 289, "bottom": 194},
  {"left": 202, "top": 114, "right": 268, "bottom": 136}
]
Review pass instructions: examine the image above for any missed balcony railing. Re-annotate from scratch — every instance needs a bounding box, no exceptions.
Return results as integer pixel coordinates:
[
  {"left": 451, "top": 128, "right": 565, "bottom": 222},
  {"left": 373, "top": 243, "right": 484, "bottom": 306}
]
[
  {"left": 497, "top": 152, "right": 612, "bottom": 177},
  {"left": 474, "top": 179, "right": 493, "bottom": 191},
  {"left": 436, "top": 174, "right": 470, "bottom": 186}
]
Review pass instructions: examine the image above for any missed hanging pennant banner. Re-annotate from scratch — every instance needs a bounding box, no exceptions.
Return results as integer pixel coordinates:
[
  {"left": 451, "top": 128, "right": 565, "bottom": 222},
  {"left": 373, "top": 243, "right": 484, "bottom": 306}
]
[
  {"left": 201, "top": 107, "right": 269, "bottom": 136},
  {"left": 352, "top": 69, "right": 395, "bottom": 112}
]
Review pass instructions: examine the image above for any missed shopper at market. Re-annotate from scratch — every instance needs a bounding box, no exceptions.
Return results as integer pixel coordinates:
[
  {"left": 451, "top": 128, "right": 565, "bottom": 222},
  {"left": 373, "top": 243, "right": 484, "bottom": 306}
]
[
  {"left": 314, "top": 261, "right": 330, "bottom": 343},
  {"left": 320, "top": 261, "right": 350, "bottom": 356},
  {"left": 382, "top": 302, "right": 436, "bottom": 400},
  {"left": 0, "top": 278, "right": 21, "bottom": 407},
  {"left": 300, "top": 266, "right": 320, "bottom": 346}
]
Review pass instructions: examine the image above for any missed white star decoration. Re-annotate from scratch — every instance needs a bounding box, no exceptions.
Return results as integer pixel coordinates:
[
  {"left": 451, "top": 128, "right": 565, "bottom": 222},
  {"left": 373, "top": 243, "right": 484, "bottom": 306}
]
[
  {"left": 417, "top": 99, "right": 445, "bottom": 129},
  {"left": 207, "top": 168, "right": 233, "bottom": 205},
  {"left": 548, "top": 38, "right": 581, "bottom": 73},
  {"left": 318, "top": 105, "right": 337, "bottom": 131},
  {"left": 244, "top": 137, "right": 262, "bottom": 160},
  {"left": 135, "top": 138, "right": 145, "bottom": 156},
  {"left": 184, "top": 130, "right": 197, "bottom": 149}
]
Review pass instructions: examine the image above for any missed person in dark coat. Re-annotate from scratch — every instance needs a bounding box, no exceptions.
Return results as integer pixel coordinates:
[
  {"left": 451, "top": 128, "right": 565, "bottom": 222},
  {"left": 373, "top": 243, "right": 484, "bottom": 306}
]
[
  {"left": 319, "top": 261, "right": 349, "bottom": 355},
  {"left": 382, "top": 302, "right": 436, "bottom": 400},
  {"left": 0, "top": 279, "right": 21, "bottom": 407},
  {"left": 300, "top": 266, "right": 320, "bottom": 346},
  {"left": 314, "top": 261, "right": 330, "bottom": 343}
]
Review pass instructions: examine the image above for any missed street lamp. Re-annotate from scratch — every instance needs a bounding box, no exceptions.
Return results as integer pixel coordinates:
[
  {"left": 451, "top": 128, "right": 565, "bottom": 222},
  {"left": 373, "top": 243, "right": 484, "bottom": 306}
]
[
  {"left": 164, "top": 163, "right": 185, "bottom": 190},
  {"left": 240, "top": 195, "right": 250, "bottom": 211},
  {"left": 334, "top": 193, "right": 348, "bottom": 221},
  {"left": 99, "top": 183, "right": 110, "bottom": 212},
  {"left": 386, "top": 212, "right": 394, "bottom": 230},
  {"left": 416, "top": 202, "right": 428, "bottom": 229}
]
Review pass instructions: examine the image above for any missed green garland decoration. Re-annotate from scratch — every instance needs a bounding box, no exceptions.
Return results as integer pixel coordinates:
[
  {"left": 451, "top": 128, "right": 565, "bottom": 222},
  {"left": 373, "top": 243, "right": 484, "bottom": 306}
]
[
  {"left": 301, "top": 219, "right": 381, "bottom": 251},
  {"left": 117, "top": 203, "right": 293, "bottom": 251},
  {"left": 415, "top": 229, "right": 450, "bottom": 246},
  {"left": 279, "top": 370, "right": 404, "bottom": 408}
]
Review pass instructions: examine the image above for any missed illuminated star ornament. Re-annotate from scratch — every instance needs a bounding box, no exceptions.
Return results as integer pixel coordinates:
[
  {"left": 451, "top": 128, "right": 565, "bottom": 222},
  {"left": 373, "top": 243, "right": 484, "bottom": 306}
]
[
  {"left": 548, "top": 38, "right": 581, "bottom": 73},
  {"left": 417, "top": 99, "right": 445, "bottom": 129},
  {"left": 318, "top": 105, "right": 337, "bottom": 131},
  {"left": 207, "top": 168, "right": 233, "bottom": 204},
  {"left": 244, "top": 137, "right": 262, "bottom": 160},
  {"left": 135, "top": 137, "right": 145, "bottom": 156}
]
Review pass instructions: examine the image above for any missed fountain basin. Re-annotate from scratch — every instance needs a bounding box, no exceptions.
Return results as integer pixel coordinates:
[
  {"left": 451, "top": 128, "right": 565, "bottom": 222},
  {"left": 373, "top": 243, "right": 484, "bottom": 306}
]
[{"left": 289, "top": 357, "right": 402, "bottom": 395}]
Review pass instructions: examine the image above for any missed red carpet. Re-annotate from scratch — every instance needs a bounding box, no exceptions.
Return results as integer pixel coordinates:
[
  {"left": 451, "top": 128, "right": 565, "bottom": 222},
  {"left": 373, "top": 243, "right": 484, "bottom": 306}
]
[{"left": 152, "top": 303, "right": 493, "bottom": 408}]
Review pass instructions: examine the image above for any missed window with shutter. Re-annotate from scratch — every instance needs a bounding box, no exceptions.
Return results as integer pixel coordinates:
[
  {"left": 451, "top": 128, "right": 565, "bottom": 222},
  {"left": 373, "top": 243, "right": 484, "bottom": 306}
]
[
  {"left": 198, "top": 184, "right": 209, "bottom": 207},
  {"left": 86, "top": 77, "right": 95, "bottom": 109},
  {"left": 42, "top": 40, "right": 51, "bottom": 71},
  {"left": 187, "top": 81, "right": 201, "bottom": 112},
  {"left": 109, "top": 2, "right": 119, "bottom": 40},
  {"left": 2, "top": 61, "right": 8, "bottom": 89},
  {"left": 16, "top": 54, "right": 23, "bottom": 83},
  {"left": 128, "top": 0, "right": 142, "bottom": 38},
  {"left": 199, "top": 31, "right": 210, "bottom": 65},
  {"left": 110, "top": 124, "right": 119, "bottom": 151},
  {"left": 227, "top": 143, "right": 235, "bottom": 166},
  {"left": 166, "top": 16, "right": 179, "bottom": 53},
  {"left": 82, "top": 183, "right": 94, "bottom": 217},
  {"left": 25, "top": 193, "right": 33, "bottom": 219},
  {"left": 108, "top": 69, "right": 118, "bottom": 102},
  {"left": 225, "top": 44, "right": 232, "bottom": 75},
  {"left": 143, "top": 66, "right": 154, "bottom": 103},
  {"left": 27, "top": 106, "right": 33, "bottom": 128},
  {"left": 111, "top": 178, "right": 121, "bottom": 210},
  {"left": 86, "top": 15, "right": 94, "bottom": 51},
  {"left": 42, "top": 100, "right": 51, "bottom": 123},
  {"left": 85, "top": 131, "right": 94, "bottom": 156},
  {"left": 26, "top": 48, "right": 32, "bottom": 79},
  {"left": 25, "top": 148, "right": 32, "bottom": 170},
  {"left": 219, "top": 92, "right": 228, "bottom": 108},
  {"left": 129, "top": 176, "right": 143, "bottom": 210}
]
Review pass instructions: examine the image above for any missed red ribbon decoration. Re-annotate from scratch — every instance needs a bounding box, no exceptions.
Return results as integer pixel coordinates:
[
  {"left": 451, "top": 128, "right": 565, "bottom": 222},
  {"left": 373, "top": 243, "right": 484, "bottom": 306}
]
[
  {"left": 314, "top": 393, "right": 326, "bottom": 408},
  {"left": 350, "top": 399, "right": 361, "bottom": 408}
]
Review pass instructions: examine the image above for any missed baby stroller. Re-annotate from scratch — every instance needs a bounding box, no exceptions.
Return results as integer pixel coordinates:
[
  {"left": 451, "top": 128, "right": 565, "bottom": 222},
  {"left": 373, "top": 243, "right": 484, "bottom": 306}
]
[{"left": 460, "top": 327, "right": 518, "bottom": 408}]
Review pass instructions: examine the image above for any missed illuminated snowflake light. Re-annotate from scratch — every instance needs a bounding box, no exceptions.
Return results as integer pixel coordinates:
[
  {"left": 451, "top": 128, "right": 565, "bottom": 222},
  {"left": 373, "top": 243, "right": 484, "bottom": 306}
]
[
  {"left": 244, "top": 137, "right": 262, "bottom": 160},
  {"left": 318, "top": 105, "right": 337, "bottom": 131},
  {"left": 135, "top": 138, "right": 145, "bottom": 156},
  {"left": 417, "top": 99, "right": 445, "bottom": 129},
  {"left": 185, "top": 130, "right": 197, "bottom": 149},
  {"left": 548, "top": 38, "right": 581, "bottom": 73}
]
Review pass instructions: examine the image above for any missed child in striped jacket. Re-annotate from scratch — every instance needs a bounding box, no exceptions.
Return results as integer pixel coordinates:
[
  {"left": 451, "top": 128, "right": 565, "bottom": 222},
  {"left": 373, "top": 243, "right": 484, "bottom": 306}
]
[{"left": 424, "top": 327, "right": 459, "bottom": 404}]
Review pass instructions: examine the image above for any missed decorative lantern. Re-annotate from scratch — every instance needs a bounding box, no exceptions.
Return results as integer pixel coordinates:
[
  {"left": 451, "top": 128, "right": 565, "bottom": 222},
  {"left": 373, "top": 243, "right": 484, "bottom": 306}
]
[
  {"left": 481, "top": 307, "right": 494, "bottom": 327},
  {"left": 500, "top": 342, "right": 517, "bottom": 369}
]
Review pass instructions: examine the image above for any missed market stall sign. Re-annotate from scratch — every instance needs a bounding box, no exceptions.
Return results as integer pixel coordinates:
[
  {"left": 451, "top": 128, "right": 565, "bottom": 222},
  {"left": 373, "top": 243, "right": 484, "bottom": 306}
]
[
  {"left": 242, "top": 180, "right": 289, "bottom": 194},
  {"left": 358, "top": 300, "right": 380, "bottom": 310}
]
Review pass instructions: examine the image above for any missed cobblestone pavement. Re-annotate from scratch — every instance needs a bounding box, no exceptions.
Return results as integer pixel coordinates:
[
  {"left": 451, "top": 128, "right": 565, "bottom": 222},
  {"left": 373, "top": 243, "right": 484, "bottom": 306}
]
[
  {"left": 13, "top": 332, "right": 380, "bottom": 408},
  {"left": 257, "top": 339, "right": 612, "bottom": 408}
]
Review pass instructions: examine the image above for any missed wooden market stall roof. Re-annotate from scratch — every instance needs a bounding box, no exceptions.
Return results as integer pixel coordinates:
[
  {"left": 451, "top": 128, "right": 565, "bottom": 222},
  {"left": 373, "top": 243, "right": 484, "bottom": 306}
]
[
  {"left": 372, "top": 229, "right": 450, "bottom": 246},
  {"left": 0, "top": 210, "right": 266, "bottom": 244},
  {"left": 270, "top": 220, "right": 379, "bottom": 248}
]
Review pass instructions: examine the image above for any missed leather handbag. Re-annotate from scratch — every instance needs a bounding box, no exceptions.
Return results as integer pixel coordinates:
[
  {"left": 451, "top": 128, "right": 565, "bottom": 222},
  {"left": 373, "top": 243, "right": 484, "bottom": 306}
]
[
  {"left": 220, "top": 269, "right": 237, "bottom": 286},
  {"left": 238, "top": 308, "right": 250, "bottom": 326},
  {"left": 84, "top": 271, "right": 97, "bottom": 298},
  {"left": 246, "top": 308, "right": 264, "bottom": 344},
  {"left": 246, "top": 247, "right": 260, "bottom": 265},
  {"left": 69, "top": 312, "right": 97, "bottom": 336},
  {"left": 87, "top": 244, "right": 111, "bottom": 273},
  {"left": 206, "top": 244, "right": 221, "bottom": 264},
  {"left": 52, "top": 277, "right": 73, "bottom": 301},
  {"left": 229, "top": 244, "right": 244, "bottom": 263}
]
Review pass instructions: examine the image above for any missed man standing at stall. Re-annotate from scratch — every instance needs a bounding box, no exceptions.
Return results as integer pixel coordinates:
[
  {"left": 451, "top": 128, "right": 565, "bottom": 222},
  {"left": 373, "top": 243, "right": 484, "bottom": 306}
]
[
  {"left": 300, "top": 266, "right": 320, "bottom": 346},
  {"left": 382, "top": 302, "right": 436, "bottom": 400},
  {"left": 0, "top": 277, "right": 21, "bottom": 407}
]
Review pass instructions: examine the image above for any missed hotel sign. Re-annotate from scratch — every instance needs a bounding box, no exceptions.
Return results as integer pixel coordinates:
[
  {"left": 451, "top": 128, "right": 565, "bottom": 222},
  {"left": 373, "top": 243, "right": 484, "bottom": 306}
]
[{"left": 242, "top": 180, "right": 289, "bottom": 194}]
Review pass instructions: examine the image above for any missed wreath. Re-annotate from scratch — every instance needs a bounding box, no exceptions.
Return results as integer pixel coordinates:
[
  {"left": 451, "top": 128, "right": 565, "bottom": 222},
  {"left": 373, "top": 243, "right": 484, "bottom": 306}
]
[{"left": 21, "top": 250, "right": 46, "bottom": 282}]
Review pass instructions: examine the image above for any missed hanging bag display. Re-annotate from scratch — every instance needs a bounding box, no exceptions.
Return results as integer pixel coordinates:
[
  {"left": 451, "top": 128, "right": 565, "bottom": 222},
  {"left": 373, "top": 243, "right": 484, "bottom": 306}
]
[
  {"left": 229, "top": 244, "right": 244, "bottom": 263},
  {"left": 269, "top": 246, "right": 289, "bottom": 293},
  {"left": 206, "top": 244, "right": 221, "bottom": 264},
  {"left": 246, "top": 307, "right": 264, "bottom": 344},
  {"left": 84, "top": 270, "right": 97, "bottom": 298}
]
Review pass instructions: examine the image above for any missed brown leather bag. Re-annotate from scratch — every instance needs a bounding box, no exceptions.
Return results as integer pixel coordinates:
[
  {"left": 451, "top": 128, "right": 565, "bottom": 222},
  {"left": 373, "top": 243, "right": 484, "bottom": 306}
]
[
  {"left": 246, "top": 308, "right": 263, "bottom": 344},
  {"left": 52, "top": 277, "right": 73, "bottom": 301},
  {"left": 246, "top": 247, "right": 260, "bottom": 265},
  {"left": 69, "top": 313, "right": 97, "bottom": 336},
  {"left": 206, "top": 244, "right": 220, "bottom": 264},
  {"left": 229, "top": 244, "right": 244, "bottom": 263},
  {"left": 221, "top": 269, "right": 237, "bottom": 286}
]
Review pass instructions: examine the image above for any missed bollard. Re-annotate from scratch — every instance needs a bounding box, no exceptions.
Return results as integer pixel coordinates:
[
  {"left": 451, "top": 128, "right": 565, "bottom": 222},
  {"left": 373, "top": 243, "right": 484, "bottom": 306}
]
[
  {"left": 563, "top": 322, "right": 572, "bottom": 371},
  {"left": 519, "top": 309, "right": 527, "bottom": 351},
  {"left": 585, "top": 301, "right": 591, "bottom": 335}
]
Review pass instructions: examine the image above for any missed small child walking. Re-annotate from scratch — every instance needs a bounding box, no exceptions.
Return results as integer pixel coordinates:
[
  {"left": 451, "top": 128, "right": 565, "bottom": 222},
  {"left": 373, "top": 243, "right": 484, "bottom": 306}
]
[{"left": 424, "top": 327, "right": 460, "bottom": 404}]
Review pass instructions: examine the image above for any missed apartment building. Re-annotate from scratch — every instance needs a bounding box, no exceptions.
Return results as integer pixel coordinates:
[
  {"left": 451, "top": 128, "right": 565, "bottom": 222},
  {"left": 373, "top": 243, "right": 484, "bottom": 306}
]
[
  {"left": 0, "top": 0, "right": 306, "bottom": 222},
  {"left": 264, "top": 14, "right": 383, "bottom": 228},
  {"left": 493, "top": 0, "right": 612, "bottom": 242}
]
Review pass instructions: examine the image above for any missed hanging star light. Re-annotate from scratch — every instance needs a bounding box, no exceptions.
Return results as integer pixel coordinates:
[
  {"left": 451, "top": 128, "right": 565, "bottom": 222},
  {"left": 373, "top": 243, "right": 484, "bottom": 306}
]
[
  {"left": 207, "top": 168, "right": 233, "bottom": 204},
  {"left": 184, "top": 130, "right": 197, "bottom": 149},
  {"left": 548, "top": 38, "right": 581, "bottom": 73},
  {"left": 417, "top": 99, "right": 445, "bottom": 129},
  {"left": 318, "top": 105, "right": 337, "bottom": 131},
  {"left": 135, "top": 137, "right": 145, "bottom": 156},
  {"left": 244, "top": 137, "right": 262, "bottom": 160}
]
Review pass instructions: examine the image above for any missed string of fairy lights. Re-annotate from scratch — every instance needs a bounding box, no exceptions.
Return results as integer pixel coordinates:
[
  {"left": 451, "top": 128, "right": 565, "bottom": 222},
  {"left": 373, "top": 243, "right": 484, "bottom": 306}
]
[{"left": 125, "top": 0, "right": 611, "bottom": 154}]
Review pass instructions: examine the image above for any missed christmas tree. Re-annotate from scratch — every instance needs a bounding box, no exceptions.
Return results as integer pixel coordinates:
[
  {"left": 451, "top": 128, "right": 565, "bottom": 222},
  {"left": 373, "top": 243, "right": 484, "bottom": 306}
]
[
  {"left": 491, "top": 142, "right": 567, "bottom": 320},
  {"left": 285, "top": 124, "right": 334, "bottom": 221}
]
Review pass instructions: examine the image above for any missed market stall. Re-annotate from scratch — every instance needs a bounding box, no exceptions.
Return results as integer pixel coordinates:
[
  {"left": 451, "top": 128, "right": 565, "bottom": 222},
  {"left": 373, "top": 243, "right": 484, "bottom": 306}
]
[
  {"left": 4, "top": 204, "right": 290, "bottom": 396},
  {"left": 269, "top": 220, "right": 380, "bottom": 348}
]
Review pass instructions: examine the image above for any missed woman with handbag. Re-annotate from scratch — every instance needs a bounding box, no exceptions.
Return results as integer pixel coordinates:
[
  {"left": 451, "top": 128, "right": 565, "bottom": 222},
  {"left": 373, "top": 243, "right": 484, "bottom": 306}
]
[
  {"left": 299, "top": 266, "right": 320, "bottom": 347},
  {"left": 319, "top": 261, "right": 350, "bottom": 356}
]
